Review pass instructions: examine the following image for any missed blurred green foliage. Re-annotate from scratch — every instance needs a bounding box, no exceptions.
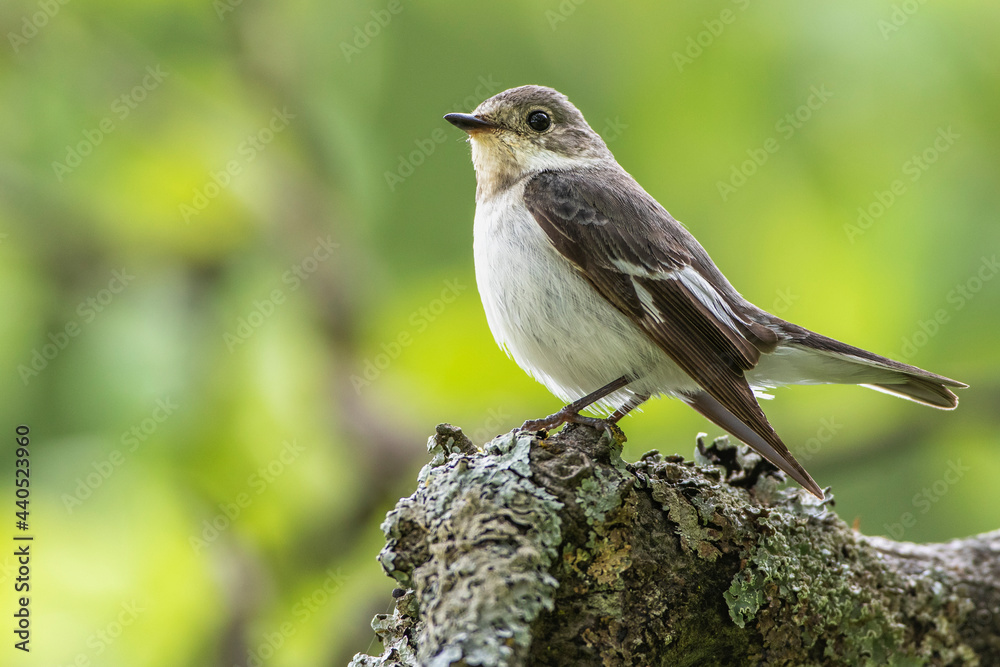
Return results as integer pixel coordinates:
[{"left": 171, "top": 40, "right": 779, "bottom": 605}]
[{"left": 1, "top": 1, "right": 998, "bottom": 664}]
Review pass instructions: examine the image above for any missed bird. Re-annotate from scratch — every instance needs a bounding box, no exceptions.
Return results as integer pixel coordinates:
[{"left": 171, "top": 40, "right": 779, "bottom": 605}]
[{"left": 444, "top": 85, "right": 966, "bottom": 499}]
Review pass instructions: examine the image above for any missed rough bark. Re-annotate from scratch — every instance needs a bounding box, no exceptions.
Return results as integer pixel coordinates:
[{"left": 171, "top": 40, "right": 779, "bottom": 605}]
[{"left": 350, "top": 423, "right": 1000, "bottom": 666}]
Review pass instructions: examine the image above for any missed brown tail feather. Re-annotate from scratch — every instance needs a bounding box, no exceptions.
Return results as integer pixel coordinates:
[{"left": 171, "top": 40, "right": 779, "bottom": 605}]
[
  {"left": 775, "top": 323, "right": 967, "bottom": 392},
  {"left": 862, "top": 377, "right": 960, "bottom": 410}
]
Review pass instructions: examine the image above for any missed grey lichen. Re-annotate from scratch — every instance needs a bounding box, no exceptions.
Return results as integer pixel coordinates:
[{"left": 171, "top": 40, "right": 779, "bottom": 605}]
[
  {"left": 354, "top": 423, "right": 565, "bottom": 666},
  {"left": 354, "top": 424, "right": 998, "bottom": 666},
  {"left": 351, "top": 590, "right": 421, "bottom": 667}
]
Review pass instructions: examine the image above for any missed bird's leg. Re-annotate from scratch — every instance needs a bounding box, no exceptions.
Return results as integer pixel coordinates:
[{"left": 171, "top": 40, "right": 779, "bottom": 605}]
[
  {"left": 520, "top": 375, "right": 631, "bottom": 433},
  {"left": 609, "top": 392, "right": 650, "bottom": 423}
]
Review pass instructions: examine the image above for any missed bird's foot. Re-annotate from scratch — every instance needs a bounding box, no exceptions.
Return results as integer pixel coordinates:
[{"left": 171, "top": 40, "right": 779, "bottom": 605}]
[{"left": 519, "top": 408, "right": 610, "bottom": 436}]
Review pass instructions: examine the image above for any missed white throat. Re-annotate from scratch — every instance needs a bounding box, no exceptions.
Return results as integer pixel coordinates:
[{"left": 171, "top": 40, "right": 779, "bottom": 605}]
[{"left": 469, "top": 136, "right": 603, "bottom": 201}]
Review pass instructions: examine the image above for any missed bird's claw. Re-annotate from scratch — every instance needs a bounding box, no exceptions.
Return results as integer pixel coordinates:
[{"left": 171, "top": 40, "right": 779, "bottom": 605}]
[{"left": 519, "top": 408, "right": 612, "bottom": 436}]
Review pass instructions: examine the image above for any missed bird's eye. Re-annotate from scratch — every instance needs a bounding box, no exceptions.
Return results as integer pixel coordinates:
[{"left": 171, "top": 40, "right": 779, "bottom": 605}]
[{"left": 527, "top": 110, "right": 551, "bottom": 132}]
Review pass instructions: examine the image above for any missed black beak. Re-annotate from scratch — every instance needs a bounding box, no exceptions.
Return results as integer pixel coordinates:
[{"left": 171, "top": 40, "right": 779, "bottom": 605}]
[{"left": 444, "top": 113, "right": 497, "bottom": 133}]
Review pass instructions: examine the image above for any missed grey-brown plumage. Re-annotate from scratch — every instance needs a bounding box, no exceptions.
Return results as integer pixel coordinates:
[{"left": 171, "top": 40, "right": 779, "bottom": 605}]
[{"left": 445, "top": 85, "right": 966, "bottom": 499}]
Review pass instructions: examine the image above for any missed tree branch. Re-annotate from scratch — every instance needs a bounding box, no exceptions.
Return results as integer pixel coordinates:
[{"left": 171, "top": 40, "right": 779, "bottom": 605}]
[{"left": 350, "top": 423, "right": 1000, "bottom": 666}]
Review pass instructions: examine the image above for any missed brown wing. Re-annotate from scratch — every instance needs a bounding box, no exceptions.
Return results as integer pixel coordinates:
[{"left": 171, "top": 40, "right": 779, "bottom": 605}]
[{"left": 523, "top": 167, "right": 822, "bottom": 497}]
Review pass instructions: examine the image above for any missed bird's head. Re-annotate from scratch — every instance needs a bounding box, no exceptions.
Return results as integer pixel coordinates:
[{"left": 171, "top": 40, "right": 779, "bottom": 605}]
[{"left": 445, "top": 85, "right": 611, "bottom": 198}]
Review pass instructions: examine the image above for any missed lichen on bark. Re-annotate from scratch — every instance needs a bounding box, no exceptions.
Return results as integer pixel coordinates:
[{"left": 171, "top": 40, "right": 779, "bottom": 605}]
[
  {"left": 354, "top": 424, "right": 565, "bottom": 666},
  {"left": 351, "top": 423, "right": 999, "bottom": 666}
]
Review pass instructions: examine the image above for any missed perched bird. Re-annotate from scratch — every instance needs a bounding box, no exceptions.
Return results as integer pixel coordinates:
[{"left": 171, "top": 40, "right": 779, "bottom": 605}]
[{"left": 444, "top": 85, "right": 965, "bottom": 498}]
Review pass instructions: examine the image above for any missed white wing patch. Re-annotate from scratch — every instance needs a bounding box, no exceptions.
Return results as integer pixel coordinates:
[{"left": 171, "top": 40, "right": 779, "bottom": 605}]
[
  {"left": 675, "top": 265, "right": 744, "bottom": 331},
  {"left": 626, "top": 263, "right": 744, "bottom": 334},
  {"left": 612, "top": 259, "right": 676, "bottom": 279},
  {"left": 631, "top": 279, "right": 665, "bottom": 323}
]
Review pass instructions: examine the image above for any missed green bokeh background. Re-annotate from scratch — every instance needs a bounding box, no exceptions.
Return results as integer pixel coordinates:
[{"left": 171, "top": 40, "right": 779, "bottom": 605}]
[{"left": 2, "top": 1, "right": 998, "bottom": 664}]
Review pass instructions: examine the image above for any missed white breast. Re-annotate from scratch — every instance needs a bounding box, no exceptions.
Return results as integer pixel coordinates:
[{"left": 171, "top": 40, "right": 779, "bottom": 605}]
[{"left": 472, "top": 181, "right": 694, "bottom": 412}]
